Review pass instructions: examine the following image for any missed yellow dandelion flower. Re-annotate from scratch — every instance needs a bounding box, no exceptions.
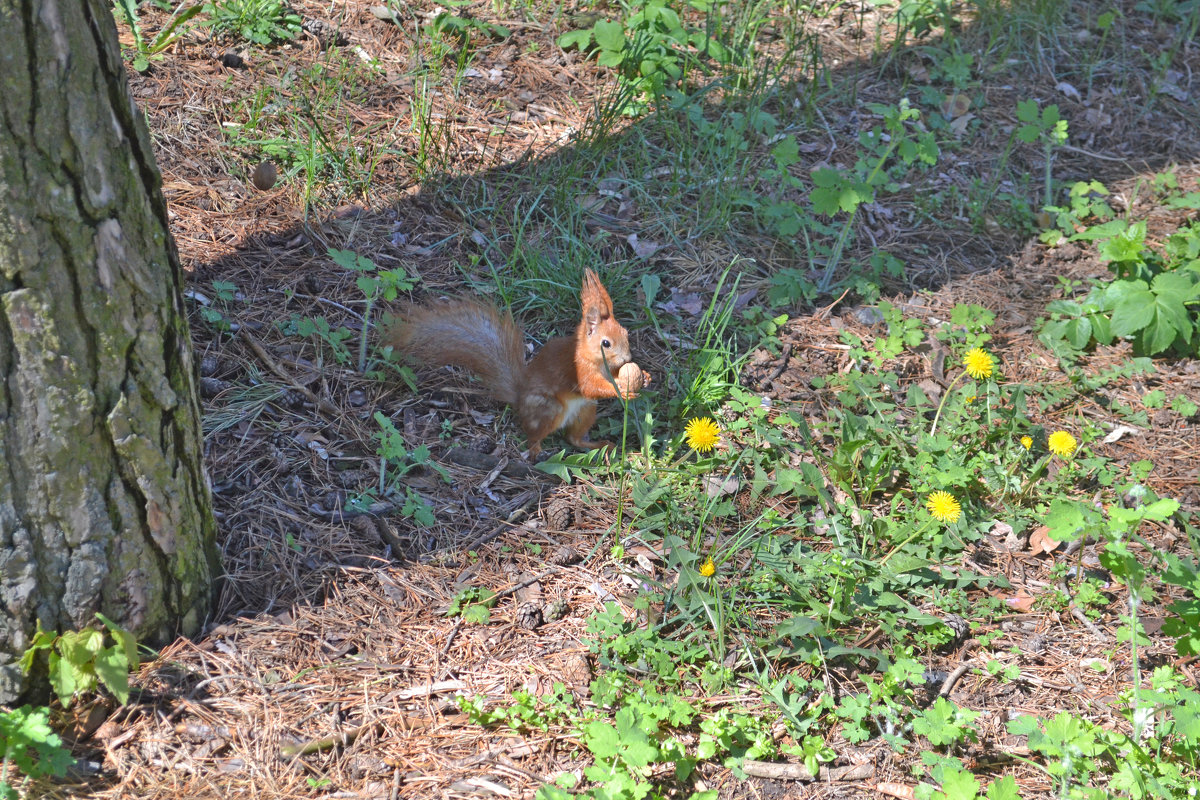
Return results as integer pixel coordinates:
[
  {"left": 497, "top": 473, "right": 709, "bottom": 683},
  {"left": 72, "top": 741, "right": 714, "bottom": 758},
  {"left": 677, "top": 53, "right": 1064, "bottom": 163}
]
[
  {"left": 963, "top": 348, "right": 994, "bottom": 380},
  {"left": 698, "top": 558, "right": 716, "bottom": 578},
  {"left": 1048, "top": 430, "right": 1077, "bottom": 457},
  {"left": 926, "top": 491, "right": 962, "bottom": 524},
  {"left": 966, "top": 395, "right": 977, "bottom": 404},
  {"left": 684, "top": 417, "right": 720, "bottom": 452},
  {"left": 1020, "top": 436, "right": 1033, "bottom": 450}
]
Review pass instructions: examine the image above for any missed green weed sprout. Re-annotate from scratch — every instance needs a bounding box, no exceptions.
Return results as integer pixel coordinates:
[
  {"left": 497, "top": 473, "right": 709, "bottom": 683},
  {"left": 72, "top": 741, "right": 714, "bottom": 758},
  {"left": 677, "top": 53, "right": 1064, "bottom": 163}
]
[
  {"left": 327, "top": 248, "right": 416, "bottom": 374},
  {"left": 202, "top": 0, "right": 302, "bottom": 45},
  {"left": 1, "top": 706, "right": 74, "bottom": 800},
  {"left": 1015, "top": 100, "right": 1069, "bottom": 211},
  {"left": 18, "top": 613, "right": 139, "bottom": 708},
  {"left": 112, "top": 0, "right": 204, "bottom": 72}
]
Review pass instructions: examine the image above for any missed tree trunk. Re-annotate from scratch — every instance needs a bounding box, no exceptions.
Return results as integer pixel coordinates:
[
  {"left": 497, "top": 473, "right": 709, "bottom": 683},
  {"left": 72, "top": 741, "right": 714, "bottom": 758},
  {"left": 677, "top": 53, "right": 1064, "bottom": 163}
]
[{"left": 0, "top": 0, "right": 219, "bottom": 702}]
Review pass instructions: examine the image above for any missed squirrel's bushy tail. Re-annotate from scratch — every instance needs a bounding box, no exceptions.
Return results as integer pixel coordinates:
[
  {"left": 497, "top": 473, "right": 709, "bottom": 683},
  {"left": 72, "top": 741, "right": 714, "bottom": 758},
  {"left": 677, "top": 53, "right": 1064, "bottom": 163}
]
[{"left": 386, "top": 299, "right": 526, "bottom": 406}]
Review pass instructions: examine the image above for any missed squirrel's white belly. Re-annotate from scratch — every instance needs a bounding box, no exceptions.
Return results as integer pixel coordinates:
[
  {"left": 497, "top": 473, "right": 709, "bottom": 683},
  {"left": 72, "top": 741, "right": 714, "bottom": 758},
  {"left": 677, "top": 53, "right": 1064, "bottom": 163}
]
[{"left": 560, "top": 395, "right": 593, "bottom": 427}]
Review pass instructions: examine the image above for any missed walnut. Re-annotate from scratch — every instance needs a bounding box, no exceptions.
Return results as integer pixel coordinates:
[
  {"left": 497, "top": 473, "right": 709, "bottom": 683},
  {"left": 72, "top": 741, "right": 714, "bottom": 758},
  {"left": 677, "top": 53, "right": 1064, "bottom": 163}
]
[{"left": 616, "top": 362, "right": 648, "bottom": 397}]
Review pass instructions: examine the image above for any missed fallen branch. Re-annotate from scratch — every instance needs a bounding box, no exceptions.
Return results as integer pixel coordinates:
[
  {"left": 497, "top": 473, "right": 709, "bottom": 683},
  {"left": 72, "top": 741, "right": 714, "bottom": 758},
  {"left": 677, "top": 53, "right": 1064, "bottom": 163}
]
[
  {"left": 740, "top": 759, "right": 874, "bottom": 782},
  {"left": 239, "top": 328, "right": 341, "bottom": 418},
  {"left": 281, "top": 721, "right": 385, "bottom": 759}
]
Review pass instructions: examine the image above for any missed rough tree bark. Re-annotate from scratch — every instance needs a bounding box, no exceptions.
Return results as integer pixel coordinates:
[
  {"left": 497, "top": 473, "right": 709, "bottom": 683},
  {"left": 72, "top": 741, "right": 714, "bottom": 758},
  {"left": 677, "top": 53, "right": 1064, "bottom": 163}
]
[{"left": 0, "top": 1, "right": 219, "bottom": 702}]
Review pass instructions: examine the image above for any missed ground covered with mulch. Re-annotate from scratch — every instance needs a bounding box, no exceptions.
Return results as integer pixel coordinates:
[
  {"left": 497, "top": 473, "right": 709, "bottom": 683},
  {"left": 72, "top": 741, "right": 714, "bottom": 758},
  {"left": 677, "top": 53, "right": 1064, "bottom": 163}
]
[{"left": 52, "top": 0, "right": 1200, "bottom": 797}]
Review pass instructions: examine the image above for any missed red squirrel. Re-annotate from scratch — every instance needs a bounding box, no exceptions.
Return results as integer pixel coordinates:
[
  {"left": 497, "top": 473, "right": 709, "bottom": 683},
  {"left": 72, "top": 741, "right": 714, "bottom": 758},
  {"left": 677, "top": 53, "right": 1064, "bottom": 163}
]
[{"left": 386, "top": 269, "right": 649, "bottom": 457}]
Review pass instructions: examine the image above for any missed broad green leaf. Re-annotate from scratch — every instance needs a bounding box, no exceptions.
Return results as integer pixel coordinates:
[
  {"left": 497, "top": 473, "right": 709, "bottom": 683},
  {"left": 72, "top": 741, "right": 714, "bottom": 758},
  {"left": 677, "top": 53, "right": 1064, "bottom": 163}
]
[
  {"left": 1065, "top": 316, "right": 1092, "bottom": 349},
  {"left": 1090, "top": 312, "right": 1113, "bottom": 344},
  {"left": 1164, "top": 606, "right": 1200, "bottom": 655},
  {"left": 584, "top": 720, "right": 620, "bottom": 758},
  {"left": 810, "top": 167, "right": 844, "bottom": 187},
  {"left": 1051, "top": 298, "right": 1089, "bottom": 314},
  {"left": 986, "top": 775, "right": 1022, "bottom": 800},
  {"left": 1110, "top": 288, "right": 1156, "bottom": 337},
  {"left": 1006, "top": 714, "right": 1039, "bottom": 736},
  {"left": 533, "top": 457, "right": 571, "bottom": 481},
  {"left": 50, "top": 652, "right": 79, "bottom": 707},
  {"left": 1152, "top": 272, "right": 1196, "bottom": 343},
  {"left": 94, "top": 646, "right": 132, "bottom": 704},
  {"left": 1070, "top": 218, "right": 1127, "bottom": 241},
  {"left": 1016, "top": 123, "right": 1039, "bottom": 143},
  {"left": 811, "top": 178, "right": 870, "bottom": 216},
  {"left": 769, "top": 204, "right": 803, "bottom": 236},
  {"left": 1098, "top": 220, "right": 1147, "bottom": 262},
  {"left": 432, "top": 13, "right": 468, "bottom": 34},
  {"left": 596, "top": 49, "right": 625, "bottom": 67},
  {"left": 771, "top": 136, "right": 801, "bottom": 168},
  {"left": 1102, "top": 277, "right": 1146, "bottom": 305},
  {"left": 556, "top": 29, "right": 592, "bottom": 49},
  {"left": 1045, "top": 499, "right": 1092, "bottom": 542},
  {"left": 2, "top": 705, "right": 72, "bottom": 778},
  {"left": 17, "top": 627, "right": 58, "bottom": 674},
  {"left": 592, "top": 20, "right": 625, "bottom": 52},
  {"left": 810, "top": 186, "right": 842, "bottom": 216},
  {"left": 1143, "top": 310, "right": 1179, "bottom": 354},
  {"left": 691, "top": 31, "right": 729, "bottom": 61},
  {"left": 58, "top": 628, "right": 104, "bottom": 665},
  {"left": 1166, "top": 192, "right": 1200, "bottom": 209},
  {"left": 940, "top": 766, "right": 982, "bottom": 798},
  {"left": 462, "top": 604, "right": 491, "bottom": 624},
  {"left": 97, "top": 612, "right": 140, "bottom": 670},
  {"left": 1162, "top": 553, "right": 1200, "bottom": 591},
  {"left": 1039, "top": 319, "right": 1070, "bottom": 348},
  {"left": 327, "top": 248, "right": 373, "bottom": 272},
  {"left": 1142, "top": 497, "right": 1181, "bottom": 520},
  {"left": 657, "top": 6, "right": 682, "bottom": 32}
]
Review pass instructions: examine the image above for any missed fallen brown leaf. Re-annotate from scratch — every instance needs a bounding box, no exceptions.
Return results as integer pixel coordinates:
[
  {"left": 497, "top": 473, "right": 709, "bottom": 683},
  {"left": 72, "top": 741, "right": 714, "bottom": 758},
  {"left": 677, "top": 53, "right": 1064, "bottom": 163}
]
[
  {"left": 1029, "top": 525, "right": 1062, "bottom": 556},
  {"left": 877, "top": 782, "right": 917, "bottom": 799}
]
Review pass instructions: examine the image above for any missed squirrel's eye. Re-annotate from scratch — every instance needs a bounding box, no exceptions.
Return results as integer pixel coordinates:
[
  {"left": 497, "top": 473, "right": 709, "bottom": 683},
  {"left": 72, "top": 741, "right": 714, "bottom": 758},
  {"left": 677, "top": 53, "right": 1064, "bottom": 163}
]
[{"left": 602, "top": 338, "right": 611, "bottom": 348}]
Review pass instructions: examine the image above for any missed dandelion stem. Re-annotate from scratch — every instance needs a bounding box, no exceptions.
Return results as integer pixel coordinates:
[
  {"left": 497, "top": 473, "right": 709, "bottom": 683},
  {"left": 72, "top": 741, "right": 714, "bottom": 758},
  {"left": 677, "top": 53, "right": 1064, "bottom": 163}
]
[
  {"left": 929, "top": 372, "right": 965, "bottom": 437},
  {"left": 880, "top": 519, "right": 934, "bottom": 566}
]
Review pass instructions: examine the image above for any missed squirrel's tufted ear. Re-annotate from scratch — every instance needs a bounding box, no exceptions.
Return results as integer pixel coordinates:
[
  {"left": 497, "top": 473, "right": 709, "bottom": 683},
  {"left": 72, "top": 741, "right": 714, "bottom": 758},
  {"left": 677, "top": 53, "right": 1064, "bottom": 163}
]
[{"left": 580, "top": 268, "right": 614, "bottom": 317}]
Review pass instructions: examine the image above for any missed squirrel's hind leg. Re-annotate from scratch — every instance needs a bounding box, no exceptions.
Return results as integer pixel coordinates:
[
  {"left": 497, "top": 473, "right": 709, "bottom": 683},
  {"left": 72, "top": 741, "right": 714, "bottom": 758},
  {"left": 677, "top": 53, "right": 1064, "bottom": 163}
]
[
  {"left": 563, "top": 401, "right": 611, "bottom": 451},
  {"left": 517, "top": 393, "right": 566, "bottom": 458}
]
